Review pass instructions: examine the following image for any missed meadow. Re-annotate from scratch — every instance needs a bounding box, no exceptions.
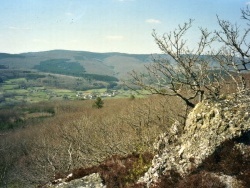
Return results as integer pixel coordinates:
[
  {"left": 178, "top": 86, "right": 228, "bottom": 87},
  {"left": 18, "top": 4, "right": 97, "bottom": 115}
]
[{"left": 0, "top": 69, "right": 132, "bottom": 109}]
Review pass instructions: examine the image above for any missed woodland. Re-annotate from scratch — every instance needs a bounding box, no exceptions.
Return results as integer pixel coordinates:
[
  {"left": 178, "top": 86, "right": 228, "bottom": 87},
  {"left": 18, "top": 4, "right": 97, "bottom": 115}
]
[{"left": 1, "top": 6, "right": 250, "bottom": 188}]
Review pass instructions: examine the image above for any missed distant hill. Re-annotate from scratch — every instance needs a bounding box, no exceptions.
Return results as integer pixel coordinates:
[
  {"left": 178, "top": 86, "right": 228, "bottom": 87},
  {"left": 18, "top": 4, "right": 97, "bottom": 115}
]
[
  {"left": 0, "top": 53, "right": 25, "bottom": 59},
  {"left": 0, "top": 50, "right": 245, "bottom": 81},
  {"left": 0, "top": 50, "right": 154, "bottom": 79}
]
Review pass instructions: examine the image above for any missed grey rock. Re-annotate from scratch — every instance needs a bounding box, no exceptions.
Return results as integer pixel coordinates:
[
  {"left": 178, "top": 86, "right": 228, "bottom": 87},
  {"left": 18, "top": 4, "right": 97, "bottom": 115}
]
[
  {"left": 138, "top": 94, "right": 250, "bottom": 187},
  {"left": 48, "top": 173, "right": 106, "bottom": 188}
]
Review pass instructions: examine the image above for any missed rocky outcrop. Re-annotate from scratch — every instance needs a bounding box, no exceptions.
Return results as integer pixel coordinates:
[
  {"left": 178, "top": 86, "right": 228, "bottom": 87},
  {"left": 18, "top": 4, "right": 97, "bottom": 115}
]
[
  {"left": 138, "top": 94, "right": 250, "bottom": 187},
  {"left": 47, "top": 173, "right": 106, "bottom": 188}
]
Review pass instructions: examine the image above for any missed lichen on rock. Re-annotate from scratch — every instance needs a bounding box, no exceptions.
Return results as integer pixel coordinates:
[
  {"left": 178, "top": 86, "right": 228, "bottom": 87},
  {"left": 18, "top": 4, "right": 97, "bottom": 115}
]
[
  {"left": 138, "top": 94, "right": 250, "bottom": 187},
  {"left": 47, "top": 173, "right": 105, "bottom": 188}
]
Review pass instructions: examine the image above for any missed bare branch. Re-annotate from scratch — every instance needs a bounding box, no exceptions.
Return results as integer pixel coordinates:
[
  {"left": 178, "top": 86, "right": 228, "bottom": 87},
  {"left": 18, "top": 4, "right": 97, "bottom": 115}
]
[{"left": 127, "top": 20, "right": 220, "bottom": 108}]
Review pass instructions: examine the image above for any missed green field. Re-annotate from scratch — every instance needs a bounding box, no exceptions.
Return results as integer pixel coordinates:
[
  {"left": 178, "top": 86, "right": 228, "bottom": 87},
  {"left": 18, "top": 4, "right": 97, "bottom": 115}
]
[{"left": 0, "top": 77, "right": 143, "bottom": 108}]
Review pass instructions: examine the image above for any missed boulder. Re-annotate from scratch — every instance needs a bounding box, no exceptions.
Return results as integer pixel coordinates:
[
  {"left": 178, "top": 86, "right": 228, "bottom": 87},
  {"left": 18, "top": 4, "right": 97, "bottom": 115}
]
[{"left": 47, "top": 173, "right": 106, "bottom": 188}]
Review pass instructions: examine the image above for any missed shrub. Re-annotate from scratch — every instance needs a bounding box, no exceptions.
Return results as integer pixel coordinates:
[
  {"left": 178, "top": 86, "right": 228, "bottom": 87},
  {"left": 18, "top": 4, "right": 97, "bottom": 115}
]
[
  {"left": 129, "top": 95, "right": 135, "bottom": 100},
  {"left": 92, "top": 97, "right": 104, "bottom": 108},
  {"left": 178, "top": 171, "right": 226, "bottom": 188},
  {"left": 0, "top": 96, "right": 183, "bottom": 186},
  {"left": 62, "top": 152, "right": 153, "bottom": 188}
]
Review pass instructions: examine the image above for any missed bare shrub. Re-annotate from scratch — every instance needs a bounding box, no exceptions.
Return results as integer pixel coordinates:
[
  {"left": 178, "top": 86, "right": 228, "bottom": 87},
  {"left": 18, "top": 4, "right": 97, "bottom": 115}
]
[
  {"left": 53, "top": 152, "right": 153, "bottom": 188},
  {"left": 0, "top": 96, "right": 182, "bottom": 186},
  {"left": 178, "top": 171, "right": 226, "bottom": 188}
]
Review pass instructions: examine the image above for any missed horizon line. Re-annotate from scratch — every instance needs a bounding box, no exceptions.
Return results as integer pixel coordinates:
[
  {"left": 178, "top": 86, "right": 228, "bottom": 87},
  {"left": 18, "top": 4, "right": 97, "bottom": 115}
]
[{"left": 0, "top": 49, "right": 161, "bottom": 55}]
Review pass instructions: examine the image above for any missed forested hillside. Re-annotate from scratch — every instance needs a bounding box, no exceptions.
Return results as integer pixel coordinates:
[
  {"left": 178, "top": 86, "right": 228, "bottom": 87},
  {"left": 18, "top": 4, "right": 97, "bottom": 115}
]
[{"left": 0, "top": 50, "right": 152, "bottom": 79}]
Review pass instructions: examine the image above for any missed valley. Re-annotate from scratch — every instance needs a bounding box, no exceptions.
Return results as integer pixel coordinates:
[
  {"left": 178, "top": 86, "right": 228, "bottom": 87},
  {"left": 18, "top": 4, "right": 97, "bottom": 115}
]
[{"left": 0, "top": 50, "right": 152, "bottom": 108}]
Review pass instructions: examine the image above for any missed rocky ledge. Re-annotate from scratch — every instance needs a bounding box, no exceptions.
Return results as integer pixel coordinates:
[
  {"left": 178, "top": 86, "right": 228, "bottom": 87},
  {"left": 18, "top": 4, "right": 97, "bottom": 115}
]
[
  {"left": 138, "top": 94, "right": 250, "bottom": 187},
  {"left": 46, "top": 173, "right": 106, "bottom": 188}
]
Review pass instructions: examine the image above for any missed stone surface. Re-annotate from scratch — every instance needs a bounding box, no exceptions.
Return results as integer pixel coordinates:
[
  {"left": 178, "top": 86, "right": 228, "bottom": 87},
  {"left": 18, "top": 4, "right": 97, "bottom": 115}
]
[
  {"left": 47, "top": 173, "right": 106, "bottom": 188},
  {"left": 215, "top": 173, "right": 245, "bottom": 188},
  {"left": 138, "top": 94, "right": 250, "bottom": 187}
]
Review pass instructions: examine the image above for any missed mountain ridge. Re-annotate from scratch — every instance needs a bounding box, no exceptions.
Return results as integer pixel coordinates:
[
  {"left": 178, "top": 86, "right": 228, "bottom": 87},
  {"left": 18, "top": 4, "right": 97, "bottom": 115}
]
[{"left": 0, "top": 50, "right": 153, "bottom": 79}]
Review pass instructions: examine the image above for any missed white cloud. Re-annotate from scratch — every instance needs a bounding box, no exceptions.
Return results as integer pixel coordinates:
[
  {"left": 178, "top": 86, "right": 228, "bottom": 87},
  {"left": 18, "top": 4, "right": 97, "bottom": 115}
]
[
  {"left": 105, "top": 35, "right": 124, "bottom": 40},
  {"left": 145, "top": 19, "right": 161, "bottom": 24}
]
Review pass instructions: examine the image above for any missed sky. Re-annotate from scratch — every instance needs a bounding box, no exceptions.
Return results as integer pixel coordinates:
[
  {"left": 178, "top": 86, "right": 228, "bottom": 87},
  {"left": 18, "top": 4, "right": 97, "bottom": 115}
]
[{"left": 0, "top": 0, "right": 249, "bottom": 54}]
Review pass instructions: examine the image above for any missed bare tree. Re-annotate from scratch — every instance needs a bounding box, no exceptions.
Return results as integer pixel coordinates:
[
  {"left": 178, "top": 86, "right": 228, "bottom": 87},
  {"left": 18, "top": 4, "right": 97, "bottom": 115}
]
[
  {"left": 215, "top": 6, "right": 250, "bottom": 94},
  {"left": 128, "top": 7, "right": 250, "bottom": 108},
  {"left": 128, "top": 19, "right": 220, "bottom": 108}
]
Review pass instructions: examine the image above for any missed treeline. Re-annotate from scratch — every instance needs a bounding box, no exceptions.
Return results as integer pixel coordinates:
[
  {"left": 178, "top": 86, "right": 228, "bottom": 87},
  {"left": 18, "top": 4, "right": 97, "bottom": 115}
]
[
  {"left": 0, "top": 65, "right": 8, "bottom": 69},
  {"left": 34, "top": 59, "right": 119, "bottom": 83},
  {"left": 0, "top": 70, "right": 120, "bottom": 100},
  {"left": 0, "top": 70, "right": 46, "bottom": 81},
  {"left": 34, "top": 59, "right": 86, "bottom": 77},
  {"left": 0, "top": 53, "right": 25, "bottom": 59},
  {"left": 84, "top": 74, "right": 119, "bottom": 82},
  {"left": 0, "top": 102, "right": 55, "bottom": 130}
]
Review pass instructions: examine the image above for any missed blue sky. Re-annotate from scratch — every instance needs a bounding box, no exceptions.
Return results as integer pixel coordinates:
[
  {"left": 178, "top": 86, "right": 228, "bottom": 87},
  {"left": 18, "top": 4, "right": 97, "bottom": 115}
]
[{"left": 0, "top": 0, "right": 249, "bottom": 54}]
